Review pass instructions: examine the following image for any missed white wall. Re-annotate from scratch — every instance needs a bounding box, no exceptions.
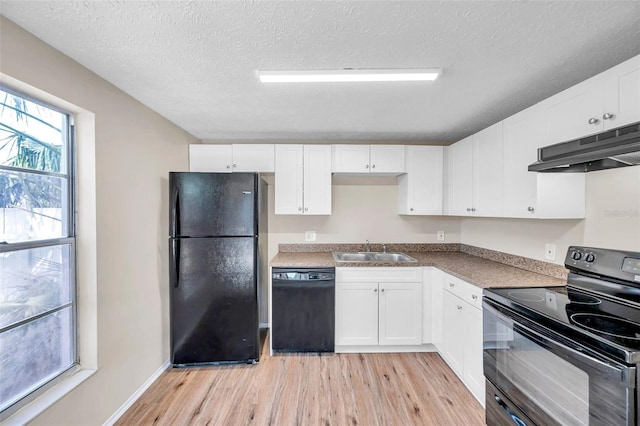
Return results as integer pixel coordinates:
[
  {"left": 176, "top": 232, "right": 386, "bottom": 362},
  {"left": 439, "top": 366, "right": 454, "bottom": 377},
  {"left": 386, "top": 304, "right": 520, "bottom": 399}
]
[
  {"left": 267, "top": 176, "right": 460, "bottom": 261},
  {"left": 1, "top": 17, "right": 198, "bottom": 425},
  {"left": 461, "top": 166, "right": 640, "bottom": 263}
]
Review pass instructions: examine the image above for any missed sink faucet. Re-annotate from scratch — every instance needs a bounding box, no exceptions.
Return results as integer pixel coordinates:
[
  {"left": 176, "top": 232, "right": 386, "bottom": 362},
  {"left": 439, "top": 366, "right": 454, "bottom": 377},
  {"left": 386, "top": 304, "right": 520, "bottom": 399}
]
[
  {"left": 382, "top": 243, "right": 387, "bottom": 253},
  {"left": 365, "top": 240, "right": 371, "bottom": 252}
]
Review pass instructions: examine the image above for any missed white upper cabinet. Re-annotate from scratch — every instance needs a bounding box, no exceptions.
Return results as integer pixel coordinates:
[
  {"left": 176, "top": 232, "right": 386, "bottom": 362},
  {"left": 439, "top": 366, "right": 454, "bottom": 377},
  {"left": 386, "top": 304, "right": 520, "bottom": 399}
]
[
  {"left": 542, "top": 54, "right": 640, "bottom": 144},
  {"left": 398, "top": 146, "right": 443, "bottom": 215},
  {"left": 446, "top": 122, "right": 504, "bottom": 217},
  {"left": 274, "top": 144, "right": 331, "bottom": 215},
  {"left": 503, "top": 105, "right": 585, "bottom": 218},
  {"left": 189, "top": 144, "right": 275, "bottom": 173},
  {"left": 332, "top": 144, "right": 405, "bottom": 174},
  {"left": 602, "top": 54, "right": 640, "bottom": 130},
  {"left": 189, "top": 144, "right": 232, "bottom": 172},
  {"left": 446, "top": 136, "right": 474, "bottom": 216},
  {"left": 472, "top": 122, "right": 504, "bottom": 217}
]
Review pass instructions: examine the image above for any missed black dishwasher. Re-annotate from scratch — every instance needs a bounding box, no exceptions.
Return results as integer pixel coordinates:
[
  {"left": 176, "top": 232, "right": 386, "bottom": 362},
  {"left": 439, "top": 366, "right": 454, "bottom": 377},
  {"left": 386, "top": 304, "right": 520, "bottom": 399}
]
[{"left": 272, "top": 268, "right": 335, "bottom": 352}]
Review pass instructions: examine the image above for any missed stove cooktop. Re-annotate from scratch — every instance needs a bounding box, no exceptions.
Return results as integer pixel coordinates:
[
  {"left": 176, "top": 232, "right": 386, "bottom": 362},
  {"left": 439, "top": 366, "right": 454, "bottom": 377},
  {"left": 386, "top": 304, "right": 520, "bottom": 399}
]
[{"left": 485, "top": 285, "right": 640, "bottom": 363}]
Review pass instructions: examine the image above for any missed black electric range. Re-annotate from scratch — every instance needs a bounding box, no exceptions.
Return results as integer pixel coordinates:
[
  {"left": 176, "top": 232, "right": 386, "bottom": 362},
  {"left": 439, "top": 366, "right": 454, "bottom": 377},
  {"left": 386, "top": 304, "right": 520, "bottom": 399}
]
[
  {"left": 486, "top": 246, "right": 640, "bottom": 364},
  {"left": 483, "top": 246, "right": 640, "bottom": 426}
]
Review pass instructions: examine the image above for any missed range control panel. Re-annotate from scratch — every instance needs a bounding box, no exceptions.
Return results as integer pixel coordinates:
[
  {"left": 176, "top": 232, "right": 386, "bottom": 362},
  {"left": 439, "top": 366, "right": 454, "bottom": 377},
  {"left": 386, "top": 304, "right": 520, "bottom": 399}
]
[{"left": 566, "top": 246, "right": 640, "bottom": 283}]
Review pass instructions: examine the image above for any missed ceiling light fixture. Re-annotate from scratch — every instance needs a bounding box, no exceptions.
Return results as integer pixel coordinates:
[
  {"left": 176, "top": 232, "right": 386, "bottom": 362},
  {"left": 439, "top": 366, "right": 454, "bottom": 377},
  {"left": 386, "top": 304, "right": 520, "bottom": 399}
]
[{"left": 257, "top": 68, "right": 442, "bottom": 83}]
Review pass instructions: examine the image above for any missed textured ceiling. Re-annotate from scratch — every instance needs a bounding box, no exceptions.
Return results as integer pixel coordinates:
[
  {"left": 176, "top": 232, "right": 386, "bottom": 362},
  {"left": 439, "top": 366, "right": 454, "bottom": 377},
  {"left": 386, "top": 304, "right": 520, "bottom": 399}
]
[{"left": 1, "top": 1, "right": 639, "bottom": 142}]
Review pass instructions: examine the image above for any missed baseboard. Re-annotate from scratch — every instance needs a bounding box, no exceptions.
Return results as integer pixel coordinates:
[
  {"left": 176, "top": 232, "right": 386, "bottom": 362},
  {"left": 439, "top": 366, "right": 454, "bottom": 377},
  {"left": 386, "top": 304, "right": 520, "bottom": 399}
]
[
  {"left": 103, "top": 359, "right": 170, "bottom": 426},
  {"left": 335, "top": 344, "right": 437, "bottom": 353}
]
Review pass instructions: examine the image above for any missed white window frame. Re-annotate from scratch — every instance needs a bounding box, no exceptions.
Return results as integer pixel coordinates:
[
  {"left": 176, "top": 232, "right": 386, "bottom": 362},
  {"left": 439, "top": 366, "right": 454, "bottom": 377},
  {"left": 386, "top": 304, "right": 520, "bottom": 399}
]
[{"left": 0, "top": 75, "right": 98, "bottom": 424}]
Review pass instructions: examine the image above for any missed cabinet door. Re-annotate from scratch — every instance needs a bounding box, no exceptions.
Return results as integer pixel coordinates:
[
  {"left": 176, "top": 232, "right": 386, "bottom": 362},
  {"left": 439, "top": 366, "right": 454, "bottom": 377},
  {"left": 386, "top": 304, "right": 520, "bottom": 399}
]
[
  {"left": 274, "top": 145, "right": 303, "bottom": 215},
  {"left": 446, "top": 136, "right": 474, "bottom": 216},
  {"left": 378, "top": 282, "right": 422, "bottom": 345},
  {"left": 442, "top": 291, "right": 464, "bottom": 375},
  {"left": 602, "top": 54, "right": 640, "bottom": 130},
  {"left": 332, "top": 145, "right": 370, "bottom": 173},
  {"left": 303, "top": 145, "right": 332, "bottom": 215},
  {"left": 430, "top": 269, "right": 444, "bottom": 350},
  {"left": 370, "top": 145, "right": 405, "bottom": 173},
  {"left": 473, "top": 122, "right": 504, "bottom": 217},
  {"left": 542, "top": 74, "right": 603, "bottom": 144},
  {"left": 189, "top": 144, "right": 232, "bottom": 172},
  {"left": 335, "top": 282, "right": 379, "bottom": 346},
  {"left": 463, "top": 305, "right": 485, "bottom": 407},
  {"left": 232, "top": 144, "right": 275, "bottom": 172},
  {"left": 503, "top": 107, "right": 542, "bottom": 218},
  {"left": 398, "top": 146, "right": 443, "bottom": 215}
]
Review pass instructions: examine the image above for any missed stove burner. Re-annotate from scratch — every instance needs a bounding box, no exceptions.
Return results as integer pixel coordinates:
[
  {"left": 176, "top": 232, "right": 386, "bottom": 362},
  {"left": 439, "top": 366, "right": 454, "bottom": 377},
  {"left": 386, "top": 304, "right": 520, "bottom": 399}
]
[
  {"left": 507, "top": 291, "right": 545, "bottom": 302},
  {"left": 570, "top": 313, "right": 640, "bottom": 340},
  {"left": 567, "top": 292, "right": 601, "bottom": 305}
]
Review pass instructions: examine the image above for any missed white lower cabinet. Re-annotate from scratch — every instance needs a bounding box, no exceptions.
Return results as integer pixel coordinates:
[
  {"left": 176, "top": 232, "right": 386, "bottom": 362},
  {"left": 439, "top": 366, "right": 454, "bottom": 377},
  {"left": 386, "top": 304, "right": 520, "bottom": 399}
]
[
  {"left": 335, "top": 268, "right": 422, "bottom": 348},
  {"left": 440, "top": 273, "right": 485, "bottom": 406}
]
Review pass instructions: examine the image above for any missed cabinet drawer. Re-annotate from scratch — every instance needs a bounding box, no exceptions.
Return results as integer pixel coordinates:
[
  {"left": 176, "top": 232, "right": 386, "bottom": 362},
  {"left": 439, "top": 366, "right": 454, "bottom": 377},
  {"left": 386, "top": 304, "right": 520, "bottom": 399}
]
[
  {"left": 443, "top": 275, "right": 465, "bottom": 297},
  {"left": 462, "top": 284, "right": 483, "bottom": 309},
  {"left": 337, "top": 267, "right": 422, "bottom": 283}
]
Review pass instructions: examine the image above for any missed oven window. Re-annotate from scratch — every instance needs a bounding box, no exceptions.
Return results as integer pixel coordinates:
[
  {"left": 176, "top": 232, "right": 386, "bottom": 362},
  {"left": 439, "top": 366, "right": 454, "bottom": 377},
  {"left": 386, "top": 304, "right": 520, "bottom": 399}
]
[{"left": 486, "top": 313, "right": 589, "bottom": 425}]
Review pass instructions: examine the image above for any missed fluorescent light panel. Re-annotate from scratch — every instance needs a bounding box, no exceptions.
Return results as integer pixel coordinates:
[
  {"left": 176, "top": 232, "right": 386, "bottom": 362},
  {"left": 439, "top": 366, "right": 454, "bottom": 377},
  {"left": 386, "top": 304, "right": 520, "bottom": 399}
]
[{"left": 258, "top": 68, "right": 441, "bottom": 83}]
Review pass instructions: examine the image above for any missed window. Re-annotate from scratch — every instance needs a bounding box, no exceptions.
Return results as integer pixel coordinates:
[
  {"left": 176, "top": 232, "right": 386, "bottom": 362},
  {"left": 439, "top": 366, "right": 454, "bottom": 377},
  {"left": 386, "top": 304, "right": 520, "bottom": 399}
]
[{"left": 0, "top": 87, "right": 75, "bottom": 415}]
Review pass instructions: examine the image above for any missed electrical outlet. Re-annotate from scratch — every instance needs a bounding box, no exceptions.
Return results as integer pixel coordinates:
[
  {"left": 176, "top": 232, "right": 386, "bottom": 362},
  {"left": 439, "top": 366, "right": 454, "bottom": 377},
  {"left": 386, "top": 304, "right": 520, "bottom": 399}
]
[
  {"left": 545, "top": 243, "right": 556, "bottom": 261},
  {"left": 437, "top": 231, "right": 445, "bottom": 242},
  {"left": 305, "top": 231, "right": 316, "bottom": 242}
]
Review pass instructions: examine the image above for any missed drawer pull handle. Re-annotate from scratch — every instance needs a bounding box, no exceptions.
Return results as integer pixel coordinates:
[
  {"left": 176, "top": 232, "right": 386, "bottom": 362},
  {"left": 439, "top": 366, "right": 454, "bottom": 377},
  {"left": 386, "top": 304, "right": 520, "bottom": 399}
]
[{"left": 494, "top": 395, "right": 527, "bottom": 426}]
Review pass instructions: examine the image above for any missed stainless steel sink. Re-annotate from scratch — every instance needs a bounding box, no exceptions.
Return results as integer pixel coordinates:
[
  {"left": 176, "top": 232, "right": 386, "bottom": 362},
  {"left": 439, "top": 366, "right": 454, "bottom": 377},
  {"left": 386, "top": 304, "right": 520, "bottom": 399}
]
[{"left": 332, "top": 252, "right": 417, "bottom": 263}]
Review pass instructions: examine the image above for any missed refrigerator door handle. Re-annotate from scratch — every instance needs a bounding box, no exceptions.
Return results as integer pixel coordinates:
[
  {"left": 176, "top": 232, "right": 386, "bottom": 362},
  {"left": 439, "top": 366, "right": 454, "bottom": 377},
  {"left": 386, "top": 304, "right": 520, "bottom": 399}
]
[
  {"left": 170, "top": 239, "right": 180, "bottom": 288},
  {"left": 170, "top": 184, "right": 180, "bottom": 237}
]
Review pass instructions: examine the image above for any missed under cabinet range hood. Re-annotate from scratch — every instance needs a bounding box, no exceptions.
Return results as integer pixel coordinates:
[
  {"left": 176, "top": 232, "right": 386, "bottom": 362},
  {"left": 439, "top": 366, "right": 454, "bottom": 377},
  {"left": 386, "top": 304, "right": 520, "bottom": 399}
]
[{"left": 528, "top": 121, "right": 640, "bottom": 172}]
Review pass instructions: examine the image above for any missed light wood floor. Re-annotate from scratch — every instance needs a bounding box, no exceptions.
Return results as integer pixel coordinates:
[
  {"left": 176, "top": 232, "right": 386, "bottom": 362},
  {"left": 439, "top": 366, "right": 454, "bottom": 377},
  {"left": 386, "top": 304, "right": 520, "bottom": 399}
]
[{"left": 117, "top": 337, "right": 485, "bottom": 425}]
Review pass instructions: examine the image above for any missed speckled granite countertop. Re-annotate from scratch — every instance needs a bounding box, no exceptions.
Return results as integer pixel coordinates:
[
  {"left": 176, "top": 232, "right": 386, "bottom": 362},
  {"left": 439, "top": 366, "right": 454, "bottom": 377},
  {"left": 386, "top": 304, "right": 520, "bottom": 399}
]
[{"left": 270, "top": 244, "right": 567, "bottom": 289}]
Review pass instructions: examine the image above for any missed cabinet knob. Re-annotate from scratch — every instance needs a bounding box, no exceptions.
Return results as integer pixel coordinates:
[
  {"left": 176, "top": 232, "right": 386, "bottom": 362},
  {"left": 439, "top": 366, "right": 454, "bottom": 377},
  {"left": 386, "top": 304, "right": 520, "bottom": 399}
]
[
  {"left": 372, "top": 164, "right": 376, "bottom": 169},
  {"left": 466, "top": 208, "right": 471, "bottom": 212},
  {"left": 471, "top": 208, "right": 476, "bottom": 212},
  {"left": 457, "top": 305, "right": 462, "bottom": 310},
  {"left": 410, "top": 208, "right": 414, "bottom": 212},
  {"left": 304, "top": 207, "right": 308, "bottom": 212},
  {"left": 472, "top": 294, "right": 478, "bottom": 300},
  {"left": 365, "top": 164, "right": 369, "bottom": 169},
  {"left": 588, "top": 117, "right": 599, "bottom": 125},
  {"left": 381, "top": 288, "right": 384, "bottom": 292},
  {"left": 449, "top": 282, "right": 455, "bottom": 288},
  {"left": 233, "top": 163, "right": 237, "bottom": 168},
  {"left": 527, "top": 206, "right": 535, "bottom": 212},
  {"left": 603, "top": 112, "right": 614, "bottom": 120},
  {"left": 226, "top": 165, "right": 231, "bottom": 169},
  {"left": 298, "top": 207, "right": 302, "bottom": 211},
  {"left": 374, "top": 288, "right": 378, "bottom": 292}
]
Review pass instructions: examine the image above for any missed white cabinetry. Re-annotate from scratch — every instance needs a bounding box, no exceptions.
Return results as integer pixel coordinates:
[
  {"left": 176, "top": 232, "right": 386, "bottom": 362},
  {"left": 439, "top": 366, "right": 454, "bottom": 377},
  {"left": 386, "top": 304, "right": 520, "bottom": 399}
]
[
  {"left": 429, "top": 268, "right": 444, "bottom": 350},
  {"left": 398, "top": 146, "right": 443, "bottom": 215},
  {"left": 189, "top": 144, "right": 275, "bottom": 172},
  {"left": 335, "top": 268, "right": 422, "bottom": 349},
  {"left": 440, "top": 274, "right": 485, "bottom": 406},
  {"left": 503, "top": 106, "right": 585, "bottom": 218},
  {"left": 274, "top": 145, "right": 332, "bottom": 215},
  {"left": 542, "top": 54, "right": 640, "bottom": 144},
  {"left": 332, "top": 145, "right": 405, "bottom": 174},
  {"left": 446, "top": 122, "right": 504, "bottom": 217}
]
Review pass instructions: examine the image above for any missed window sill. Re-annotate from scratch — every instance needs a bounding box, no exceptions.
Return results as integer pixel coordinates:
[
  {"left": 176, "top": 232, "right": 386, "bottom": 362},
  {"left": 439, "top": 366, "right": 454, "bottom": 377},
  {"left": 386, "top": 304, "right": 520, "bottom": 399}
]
[{"left": 3, "top": 369, "right": 97, "bottom": 426}]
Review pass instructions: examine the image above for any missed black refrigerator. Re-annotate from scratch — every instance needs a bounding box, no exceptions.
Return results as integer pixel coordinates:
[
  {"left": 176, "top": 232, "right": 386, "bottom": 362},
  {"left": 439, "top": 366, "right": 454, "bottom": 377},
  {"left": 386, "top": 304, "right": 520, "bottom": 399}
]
[{"left": 169, "top": 172, "right": 267, "bottom": 366}]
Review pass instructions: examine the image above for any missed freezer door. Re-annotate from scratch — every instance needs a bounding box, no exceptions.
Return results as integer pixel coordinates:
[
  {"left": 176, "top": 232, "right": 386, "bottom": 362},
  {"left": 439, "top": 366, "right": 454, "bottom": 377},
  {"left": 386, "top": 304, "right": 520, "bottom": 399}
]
[
  {"left": 169, "top": 172, "right": 256, "bottom": 237},
  {"left": 170, "top": 237, "right": 258, "bottom": 365}
]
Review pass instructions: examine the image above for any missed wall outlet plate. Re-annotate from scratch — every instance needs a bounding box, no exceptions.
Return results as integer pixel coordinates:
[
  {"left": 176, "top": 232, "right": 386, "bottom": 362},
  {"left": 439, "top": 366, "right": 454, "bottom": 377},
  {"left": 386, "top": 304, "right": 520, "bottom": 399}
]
[
  {"left": 545, "top": 243, "right": 556, "bottom": 261},
  {"left": 437, "top": 231, "right": 445, "bottom": 242},
  {"left": 305, "top": 231, "right": 316, "bottom": 242}
]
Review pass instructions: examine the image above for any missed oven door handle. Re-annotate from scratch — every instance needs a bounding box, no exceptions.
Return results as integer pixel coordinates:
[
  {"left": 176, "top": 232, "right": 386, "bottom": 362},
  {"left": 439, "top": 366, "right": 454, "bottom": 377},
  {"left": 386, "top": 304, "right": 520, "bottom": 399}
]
[{"left": 485, "top": 300, "right": 636, "bottom": 387}]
